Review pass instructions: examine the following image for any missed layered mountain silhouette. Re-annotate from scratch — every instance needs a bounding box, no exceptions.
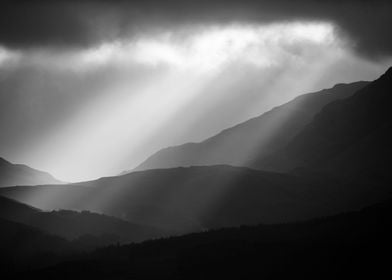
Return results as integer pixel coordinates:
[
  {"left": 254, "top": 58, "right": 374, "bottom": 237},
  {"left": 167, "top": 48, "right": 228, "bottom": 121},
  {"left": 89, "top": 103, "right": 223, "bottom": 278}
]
[
  {"left": 0, "top": 157, "right": 62, "bottom": 187},
  {"left": 0, "top": 200, "right": 76, "bottom": 268},
  {"left": 0, "top": 195, "right": 174, "bottom": 275},
  {"left": 1, "top": 164, "right": 388, "bottom": 233},
  {"left": 14, "top": 197, "right": 392, "bottom": 280},
  {"left": 274, "top": 67, "right": 392, "bottom": 182},
  {"left": 135, "top": 81, "right": 368, "bottom": 172},
  {"left": 2, "top": 67, "right": 392, "bottom": 279},
  {"left": 2, "top": 166, "right": 322, "bottom": 231},
  {"left": 136, "top": 68, "right": 392, "bottom": 184},
  {"left": 1, "top": 68, "right": 391, "bottom": 235},
  {"left": 0, "top": 195, "right": 168, "bottom": 245},
  {"left": 0, "top": 217, "right": 71, "bottom": 259}
]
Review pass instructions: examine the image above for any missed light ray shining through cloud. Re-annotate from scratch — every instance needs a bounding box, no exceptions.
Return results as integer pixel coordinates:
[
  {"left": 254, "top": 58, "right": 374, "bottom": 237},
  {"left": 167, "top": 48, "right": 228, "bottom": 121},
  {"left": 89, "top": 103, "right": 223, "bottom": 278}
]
[{"left": 1, "top": 21, "right": 389, "bottom": 182}]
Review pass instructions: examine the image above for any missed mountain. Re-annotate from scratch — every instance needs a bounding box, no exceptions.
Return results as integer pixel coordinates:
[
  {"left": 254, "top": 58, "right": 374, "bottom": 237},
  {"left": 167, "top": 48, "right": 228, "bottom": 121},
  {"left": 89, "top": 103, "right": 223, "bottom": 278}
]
[
  {"left": 0, "top": 195, "right": 167, "bottom": 244},
  {"left": 21, "top": 198, "right": 392, "bottom": 280},
  {"left": 0, "top": 196, "right": 171, "bottom": 275},
  {"left": 0, "top": 218, "right": 70, "bottom": 255},
  {"left": 0, "top": 217, "right": 73, "bottom": 269},
  {"left": 134, "top": 81, "right": 368, "bottom": 172},
  {"left": 1, "top": 165, "right": 388, "bottom": 233},
  {"left": 264, "top": 67, "right": 392, "bottom": 181},
  {"left": 0, "top": 157, "right": 62, "bottom": 187},
  {"left": 1, "top": 69, "right": 390, "bottom": 251}
]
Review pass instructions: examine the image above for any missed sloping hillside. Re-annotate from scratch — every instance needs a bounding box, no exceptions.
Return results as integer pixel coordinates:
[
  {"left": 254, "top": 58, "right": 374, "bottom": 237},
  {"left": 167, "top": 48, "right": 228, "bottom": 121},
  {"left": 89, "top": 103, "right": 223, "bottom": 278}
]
[
  {"left": 272, "top": 67, "right": 392, "bottom": 182},
  {"left": 22, "top": 198, "right": 392, "bottom": 280},
  {"left": 135, "top": 82, "right": 367, "bottom": 171},
  {"left": 0, "top": 157, "right": 62, "bottom": 187},
  {"left": 1, "top": 165, "right": 388, "bottom": 233},
  {"left": 0, "top": 195, "right": 167, "bottom": 244}
]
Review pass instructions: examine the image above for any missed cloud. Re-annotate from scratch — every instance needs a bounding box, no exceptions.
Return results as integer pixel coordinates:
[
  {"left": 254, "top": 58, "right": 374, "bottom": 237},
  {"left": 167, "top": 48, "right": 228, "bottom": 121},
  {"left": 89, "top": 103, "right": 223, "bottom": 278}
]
[
  {"left": 2, "top": 19, "right": 390, "bottom": 181},
  {"left": 1, "top": 1, "right": 391, "bottom": 181},
  {"left": 72, "top": 22, "right": 338, "bottom": 71},
  {"left": 0, "top": 0, "right": 391, "bottom": 59},
  {"left": 0, "top": 1, "right": 92, "bottom": 49}
]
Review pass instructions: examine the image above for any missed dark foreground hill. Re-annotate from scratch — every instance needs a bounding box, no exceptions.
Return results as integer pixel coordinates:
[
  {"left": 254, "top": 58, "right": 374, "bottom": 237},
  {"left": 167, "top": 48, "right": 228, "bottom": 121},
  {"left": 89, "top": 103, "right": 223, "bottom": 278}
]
[
  {"left": 0, "top": 213, "right": 127, "bottom": 273},
  {"left": 1, "top": 165, "right": 390, "bottom": 233},
  {"left": 0, "top": 157, "right": 62, "bottom": 187},
  {"left": 0, "top": 195, "right": 168, "bottom": 245},
  {"left": 5, "top": 198, "right": 392, "bottom": 280},
  {"left": 0, "top": 217, "right": 71, "bottom": 258},
  {"left": 135, "top": 81, "right": 368, "bottom": 172}
]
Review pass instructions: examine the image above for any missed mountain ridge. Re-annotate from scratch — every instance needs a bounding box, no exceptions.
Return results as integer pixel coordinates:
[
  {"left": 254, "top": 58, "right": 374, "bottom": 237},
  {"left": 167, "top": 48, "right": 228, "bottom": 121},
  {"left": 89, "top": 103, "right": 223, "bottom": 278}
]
[
  {"left": 19, "top": 197, "right": 392, "bottom": 280},
  {"left": 277, "top": 66, "right": 392, "bottom": 180},
  {"left": 0, "top": 195, "right": 169, "bottom": 244},
  {"left": 134, "top": 81, "right": 369, "bottom": 172},
  {"left": 1, "top": 164, "right": 389, "bottom": 234},
  {"left": 0, "top": 157, "right": 62, "bottom": 187}
]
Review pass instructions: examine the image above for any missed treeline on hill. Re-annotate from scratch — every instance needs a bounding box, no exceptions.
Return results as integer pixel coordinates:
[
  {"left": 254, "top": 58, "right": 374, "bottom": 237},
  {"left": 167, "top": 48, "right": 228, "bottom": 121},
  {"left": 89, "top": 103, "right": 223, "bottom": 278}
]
[{"left": 1, "top": 198, "right": 391, "bottom": 280}]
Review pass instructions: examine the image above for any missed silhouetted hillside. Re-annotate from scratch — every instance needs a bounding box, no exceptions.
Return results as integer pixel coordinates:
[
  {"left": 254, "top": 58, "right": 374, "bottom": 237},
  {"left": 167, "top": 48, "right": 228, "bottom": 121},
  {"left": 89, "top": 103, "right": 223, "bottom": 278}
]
[
  {"left": 1, "top": 165, "right": 389, "bottom": 234},
  {"left": 0, "top": 212, "right": 137, "bottom": 275},
  {"left": 265, "top": 67, "right": 392, "bottom": 182},
  {"left": 0, "top": 195, "right": 168, "bottom": 245},
  {"left": 0, "top": 157, "right": 62, "bottom": 187},
  {"left": 0, "top": 217, "right": 70, "bottom": 257},
  {"left": 13, "top": 198, "right": 392, "bottom": 280},
  {"left": 135, "top": 82, "right": 368, "bottom": 172},
  {"left": 0, "top": 217, "right": 77, "bottom": 275}
]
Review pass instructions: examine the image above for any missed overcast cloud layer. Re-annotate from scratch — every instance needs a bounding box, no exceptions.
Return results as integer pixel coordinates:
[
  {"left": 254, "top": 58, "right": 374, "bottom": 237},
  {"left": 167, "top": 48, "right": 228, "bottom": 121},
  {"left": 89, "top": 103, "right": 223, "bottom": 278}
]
[{"left": 1, "top": 0, "right": 392, "bottom": 58}]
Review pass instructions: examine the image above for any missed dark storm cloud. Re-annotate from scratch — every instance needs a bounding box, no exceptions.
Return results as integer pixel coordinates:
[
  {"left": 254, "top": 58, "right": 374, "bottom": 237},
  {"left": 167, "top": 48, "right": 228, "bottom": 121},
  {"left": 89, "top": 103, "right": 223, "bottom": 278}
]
[
  {"left": 0, "top": 0, "right": 391, "bottom": 58},
  {"left": 0, "top": 1, "right": 92, "bottom": 49}
]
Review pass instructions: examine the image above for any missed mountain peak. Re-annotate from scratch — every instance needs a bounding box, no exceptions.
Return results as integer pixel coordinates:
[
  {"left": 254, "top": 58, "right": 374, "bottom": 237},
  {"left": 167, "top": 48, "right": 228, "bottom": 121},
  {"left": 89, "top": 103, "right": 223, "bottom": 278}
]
[
  {"left": 0, "top": 157, "right": 11, "bottom": 165},
  {"left": 0, "top": 156, "right": 62, "bottom": 187},
  {"left": 134, "top": 81, "right": 368, "bottom": 172},
  {"left": 379, "top": 66, "right": 392, "bottom": 80}
]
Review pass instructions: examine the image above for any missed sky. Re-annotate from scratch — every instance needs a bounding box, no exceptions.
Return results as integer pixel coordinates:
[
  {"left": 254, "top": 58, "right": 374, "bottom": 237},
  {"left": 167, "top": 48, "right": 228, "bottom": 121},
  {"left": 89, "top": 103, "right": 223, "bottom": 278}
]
[{"left": 0, "top": 0, "right": 391, "bottom": 182}]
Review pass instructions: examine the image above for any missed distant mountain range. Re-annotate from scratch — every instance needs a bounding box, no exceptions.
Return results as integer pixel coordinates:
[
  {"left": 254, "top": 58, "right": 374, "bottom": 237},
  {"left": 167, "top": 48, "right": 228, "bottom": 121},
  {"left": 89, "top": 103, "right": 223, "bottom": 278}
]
[
  {"left": 134, "top": 66, "right": 392, "bottom": 190},
  {"left": 1, "top": 164, "right": 388, "bottom": 234},
  {"left": 0, "top": 157, "right": 62, "bottom": 187},
  {"left": 135, "top": 81, "right": 368, "bottom": 172},
  {"left": 0, "top": 166, "right": 331, "bottom": 231},
  {"left": 1, "top": 67, "right": 392, "bottom": 279},
  {"left": 1, "top": 68, "right": 391, "bottom": 233}
]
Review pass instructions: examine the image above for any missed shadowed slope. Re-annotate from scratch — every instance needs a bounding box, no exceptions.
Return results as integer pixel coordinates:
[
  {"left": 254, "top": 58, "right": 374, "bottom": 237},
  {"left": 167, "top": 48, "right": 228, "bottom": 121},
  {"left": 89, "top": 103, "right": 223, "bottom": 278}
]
[
  {"left": 0, "top": 217, "right": 71, "bottom": 258},
  {"left": 0, "top": 195, "right": 167, "bottom": 244},
  {"left": 1, "top": 165, "right": 389, "bottom": 233},
  {"left": 24, "top": 198, "right": 392, "bottom": 280},
  {"left": 0, "top": 157, "right": 62, "bottom": 187},
  {"left": 135, "top": 81, "right": 368, "bottom": 172},
  {"left": 266, "top": 67, "right": 392, "bottom": 181}
]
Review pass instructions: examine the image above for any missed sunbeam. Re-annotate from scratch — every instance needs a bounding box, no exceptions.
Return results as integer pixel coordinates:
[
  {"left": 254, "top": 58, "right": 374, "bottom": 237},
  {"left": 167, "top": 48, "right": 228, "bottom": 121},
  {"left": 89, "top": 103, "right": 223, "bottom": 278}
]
[{"left": 1, "top": 21, "right": 388, "bottom": 182}]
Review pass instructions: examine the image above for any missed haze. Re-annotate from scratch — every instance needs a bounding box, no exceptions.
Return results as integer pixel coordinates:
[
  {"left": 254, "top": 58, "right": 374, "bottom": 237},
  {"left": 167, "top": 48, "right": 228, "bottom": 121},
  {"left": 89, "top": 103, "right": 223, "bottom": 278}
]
[{"left": 0, "top": 21, "right": 390, "bottom": 181}]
